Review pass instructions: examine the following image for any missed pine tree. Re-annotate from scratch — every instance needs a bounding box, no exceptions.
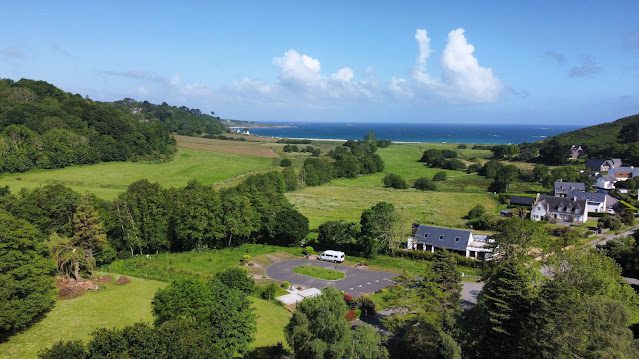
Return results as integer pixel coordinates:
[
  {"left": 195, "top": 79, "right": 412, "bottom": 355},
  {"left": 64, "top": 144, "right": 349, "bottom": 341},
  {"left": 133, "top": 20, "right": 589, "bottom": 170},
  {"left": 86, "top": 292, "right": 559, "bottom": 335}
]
[
  {"left": 432, "top": 250, "right": 462, "bottom": 309},
  {"left": 71, "top": 195, "right": 107, "bottom": 262},
  {"left": 476, "top": 259, "right": 532, "bottom": 358}
]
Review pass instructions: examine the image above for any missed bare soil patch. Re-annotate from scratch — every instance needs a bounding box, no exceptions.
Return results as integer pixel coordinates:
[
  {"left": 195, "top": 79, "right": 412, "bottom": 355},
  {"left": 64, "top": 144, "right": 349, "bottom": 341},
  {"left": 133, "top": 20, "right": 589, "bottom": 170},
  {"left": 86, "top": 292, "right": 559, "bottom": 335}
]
[
  {"left": 175, "top": 135, "right": 278, "bottom": 158},
  {"left": 56, "top": 277, "right": 99, "bottom": 300},
  {"left": 95, "top": 274, "right": 114, "bottom": 284},
  {"left": 115, "top": 276, "right": 131, "bottom": 285}
]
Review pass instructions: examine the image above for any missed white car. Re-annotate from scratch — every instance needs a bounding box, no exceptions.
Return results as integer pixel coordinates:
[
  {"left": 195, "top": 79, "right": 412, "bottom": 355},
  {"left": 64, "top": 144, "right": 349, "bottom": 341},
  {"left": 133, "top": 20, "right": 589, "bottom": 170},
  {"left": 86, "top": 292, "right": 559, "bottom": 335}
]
[{"left": 318, "top": 250, "right": 345, "bottom": 263}]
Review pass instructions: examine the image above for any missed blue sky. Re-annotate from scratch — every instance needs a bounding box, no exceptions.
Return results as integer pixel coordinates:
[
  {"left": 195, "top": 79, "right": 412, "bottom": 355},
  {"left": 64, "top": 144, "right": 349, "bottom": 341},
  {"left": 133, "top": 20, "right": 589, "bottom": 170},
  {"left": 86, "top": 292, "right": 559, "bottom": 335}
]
[{"left": 1, "top": 1, "right": 638, "bottom": 125}]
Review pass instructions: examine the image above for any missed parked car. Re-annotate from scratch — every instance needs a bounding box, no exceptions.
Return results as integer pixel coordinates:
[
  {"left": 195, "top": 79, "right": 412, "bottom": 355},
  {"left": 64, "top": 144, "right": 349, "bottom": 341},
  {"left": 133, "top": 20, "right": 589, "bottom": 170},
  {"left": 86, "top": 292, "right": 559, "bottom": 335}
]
[{"left": 318, "top": 250, "right": 345, "bottom": 263}]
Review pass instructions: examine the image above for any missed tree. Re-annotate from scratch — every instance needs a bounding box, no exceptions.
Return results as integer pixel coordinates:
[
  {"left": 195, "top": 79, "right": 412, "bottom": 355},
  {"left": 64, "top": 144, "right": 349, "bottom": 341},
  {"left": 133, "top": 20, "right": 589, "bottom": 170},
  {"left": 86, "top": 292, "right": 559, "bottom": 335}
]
[
  {"left": 382, "top": 173, "right": 408, "bottom": 189},
  {"left": 387, "top": 319, "right": 461, "bottom": 359},
  {"left": 221, "top": 191, "right": 259, "bottom": 246},
  {"left": 360, "top": 202, "right": 398, "bottom": 256},
  {"left": 268, "top": 208, "right": 309, "bottom": 246},
  {"left": 49, "top": 233, "right": 94, "bottom": 280},
  {"left": 169, "top": 182, "right": 224, "bottom": 251},
  {"left": 598, "top": 214, "right": 623, "bottom": 230},
  {"left": 38, "top": 341, "right": 87, "bottom": 359},
  {"left": 214, "top": 267, "right": 256, "bottom": 295},
  {"left": 280, "top": 158, "right": 292, "bottom": 167},
  {"left": 152, "top": 278, "right": 256, "bottom": 357},
  {"left": 432, "top": 171, "right": 447, "bottom": 181},
  {"left": 532, "top": 164, "right": 550, "bottom": 184},
  {"left": 475, "top": 259, "right": 533, "bottom": 358},
  {"left": 491, "top": 217, "right": 550, "bottom": 259},
  {"left": 317, "top": 220, "right": 359, "bottom": 250},
  {"left": 10, "top": 184, "right": 81, "bottom": 236},
  {"left": 538, "top": 138, "right": 570, "bottom": 165},
  {"left": 490, "top": 165, "right": 520, "bottom": 193},
  {"left": 432, "top": 250, "right": 462, "bottom": 318},
  {"left": 71, "top": 195, "right": 107, "bottom": 262},
  {"left": 0, "top": 211, "right": 55, "bottom": 340},
  {"left": 414, "top": 177, "right": 437, "bottom": 191},
  {"left": 285, "top": 287, "right": 387, "bottom": 359}
]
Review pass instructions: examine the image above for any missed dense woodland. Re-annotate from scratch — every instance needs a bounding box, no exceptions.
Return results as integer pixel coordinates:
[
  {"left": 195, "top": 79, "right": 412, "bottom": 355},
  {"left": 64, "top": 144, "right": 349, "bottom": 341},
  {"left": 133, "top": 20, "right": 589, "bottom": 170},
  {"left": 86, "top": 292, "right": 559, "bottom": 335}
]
[{"left": 0, "top": 78, "right": 224, "bottom": 173}]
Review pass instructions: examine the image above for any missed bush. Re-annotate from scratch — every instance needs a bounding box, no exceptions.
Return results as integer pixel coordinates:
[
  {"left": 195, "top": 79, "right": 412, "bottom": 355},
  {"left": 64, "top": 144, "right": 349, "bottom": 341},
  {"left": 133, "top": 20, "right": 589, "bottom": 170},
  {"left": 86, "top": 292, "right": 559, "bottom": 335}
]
[
  {"left": 214, "top": 267, "right": 256, "bottom": 295},
  {"left": 38, "top": 340, "right": 87, "bottom": 359},
  {"left": 240, "top": 254, "right": 252, "bottom": 265},
  {"left": 280, "top": 281, "right": 290, "bottom": 289},
  {"left": 383, "top": 173, "right": 409, "bottom": 189},
  {"left": 413, "top": 177, "right": 437, "bottom": 191},
  {"left": 356, "top": 296, "right": 376, "bottom": 316},
  {"left": 345, "top": 309, "right": 358, "bottom": 321},
  {"left": 260, "top": 283, "right": 278, "bottom": 300},
  {"left": 598, "top": 214, "right": 623, "bottom": 231},
  {"left": 457, "top": 144, "right": 468, "bottom": 149},
  {"left": 279, "top": 158, "right": 292, "bottom": 167},
  {"left": 303, "top": 246, "right": 315, "bottom": 255},
  {"left": 432, "top": 171, "right": 447, "bottom": 181}
]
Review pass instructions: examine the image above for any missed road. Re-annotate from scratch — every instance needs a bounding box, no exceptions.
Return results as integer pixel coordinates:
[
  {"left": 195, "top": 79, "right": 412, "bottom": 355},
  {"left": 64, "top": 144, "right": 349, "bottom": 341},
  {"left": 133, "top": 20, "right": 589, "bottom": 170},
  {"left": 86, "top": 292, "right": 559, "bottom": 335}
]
[{"left": 588, "top": 225, "right": 639, "bottom": 247}]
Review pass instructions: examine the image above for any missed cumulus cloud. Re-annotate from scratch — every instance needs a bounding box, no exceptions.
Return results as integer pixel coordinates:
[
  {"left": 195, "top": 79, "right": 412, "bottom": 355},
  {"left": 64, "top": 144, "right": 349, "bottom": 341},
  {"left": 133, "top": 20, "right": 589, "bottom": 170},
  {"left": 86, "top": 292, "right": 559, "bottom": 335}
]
[
  {"left": 544, "top": 50, "right": 566, "bottom": 64},
  {"left": 569, "top": 56, "right": 600, "bottom": 77},
  {"left": 406, "top": 28, "right": 502, "bottom": 103}
]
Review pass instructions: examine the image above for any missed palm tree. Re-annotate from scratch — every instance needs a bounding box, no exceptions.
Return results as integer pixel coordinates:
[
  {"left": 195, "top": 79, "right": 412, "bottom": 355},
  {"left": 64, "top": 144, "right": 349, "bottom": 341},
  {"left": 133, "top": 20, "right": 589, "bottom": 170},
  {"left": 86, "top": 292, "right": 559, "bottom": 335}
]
[{"left": 49, "top": 234, "right": 94, "bottom": 280}]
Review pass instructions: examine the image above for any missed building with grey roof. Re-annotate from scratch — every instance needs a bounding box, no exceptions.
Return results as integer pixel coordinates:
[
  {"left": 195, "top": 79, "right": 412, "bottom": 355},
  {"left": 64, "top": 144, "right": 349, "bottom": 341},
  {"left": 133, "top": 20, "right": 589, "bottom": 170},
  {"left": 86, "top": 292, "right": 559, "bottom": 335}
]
[
  {"left": 406, "top": 224, "right": 492, "bottom": 260},
  {"left": 554, "top": 181, "right": 586, "bottom": 196},
  {"left": 566, "top": 190, "right": 618, "bottom": 213},
  {"left": 531, "top": 194, "right": 588, "bottom": 223}
]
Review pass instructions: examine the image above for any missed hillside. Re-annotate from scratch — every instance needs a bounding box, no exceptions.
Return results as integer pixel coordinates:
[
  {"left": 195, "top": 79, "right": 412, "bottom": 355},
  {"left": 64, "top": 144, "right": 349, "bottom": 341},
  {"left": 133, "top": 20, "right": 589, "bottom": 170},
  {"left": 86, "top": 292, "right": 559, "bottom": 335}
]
[
  {"left": 551, "top": 114, "right": 639, "bottom": 158},
  {"left": 0, "top": 78, "right": 225, "bottom": 173}
]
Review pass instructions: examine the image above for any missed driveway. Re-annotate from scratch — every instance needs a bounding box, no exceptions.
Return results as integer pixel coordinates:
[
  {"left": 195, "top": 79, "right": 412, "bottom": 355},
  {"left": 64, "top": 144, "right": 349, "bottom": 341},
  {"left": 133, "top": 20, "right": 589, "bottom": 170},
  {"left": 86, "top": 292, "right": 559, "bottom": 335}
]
[{"left": 265, "top": 259, "right": 396, "bottom": 297}]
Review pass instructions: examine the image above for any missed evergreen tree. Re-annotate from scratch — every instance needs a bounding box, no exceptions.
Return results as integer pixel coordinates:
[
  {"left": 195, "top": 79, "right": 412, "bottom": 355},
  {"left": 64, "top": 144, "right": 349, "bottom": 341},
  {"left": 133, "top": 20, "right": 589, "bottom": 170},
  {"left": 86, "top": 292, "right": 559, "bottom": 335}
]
[
  {"left": 432, "top": 250, "right": 462, "bottom": 331},
  {"left": 359, "top": 201, "right": 398, "bottom": 256},
  {"left": 475, "top": 259, "right": 533, "bottom": 358},
  {"left": 71, "top": 195, "right": 107, "bottom": 262}
]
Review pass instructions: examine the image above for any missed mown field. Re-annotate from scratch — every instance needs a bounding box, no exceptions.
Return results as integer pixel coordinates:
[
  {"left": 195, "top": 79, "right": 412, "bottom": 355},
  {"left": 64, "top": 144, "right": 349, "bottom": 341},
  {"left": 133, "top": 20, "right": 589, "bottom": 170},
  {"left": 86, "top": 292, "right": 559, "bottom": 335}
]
[{"left": 0, "top": 147, "right": 276, "bottom": 200}]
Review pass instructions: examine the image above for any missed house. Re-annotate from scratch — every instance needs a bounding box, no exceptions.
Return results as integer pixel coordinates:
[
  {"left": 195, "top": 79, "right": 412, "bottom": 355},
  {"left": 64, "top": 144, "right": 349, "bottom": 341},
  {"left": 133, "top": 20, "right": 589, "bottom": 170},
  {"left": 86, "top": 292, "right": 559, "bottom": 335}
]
[
  {"left": 565, "top": 190, "right": 618, "bottom": 213},
  {"left": 554, "top": 181, "right": 586, "bottom": 197},
  {"left": 586, "top": 158, "right": 622, "bottom": 172},
  {"left": 509, "top": 195, "right": 535, "bottom": 207},
  {"left": 569, "top": 145, "right": 585, "bottom": 160},
  {"left": 608, "top": 166, "right": 639, "bottom": 181},
  {"left": 406, "top": 224, "right": 493, "bottom": 260},
  {"left": 242, "top": 128, "right": 250, "bottom": 135},
  {"left": 531, "top": 194, "right": 588, "bottom": 223},
  {"left": 596, "top": 175, "right": 616, "bottom": 190}
]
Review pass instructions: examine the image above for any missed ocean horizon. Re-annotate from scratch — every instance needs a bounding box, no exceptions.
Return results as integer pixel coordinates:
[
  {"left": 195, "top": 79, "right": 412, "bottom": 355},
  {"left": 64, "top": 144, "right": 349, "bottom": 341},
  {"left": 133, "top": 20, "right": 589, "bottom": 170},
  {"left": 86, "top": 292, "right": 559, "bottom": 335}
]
[{"left": 247, "top": 122, "right": 580, "bottom": 144}]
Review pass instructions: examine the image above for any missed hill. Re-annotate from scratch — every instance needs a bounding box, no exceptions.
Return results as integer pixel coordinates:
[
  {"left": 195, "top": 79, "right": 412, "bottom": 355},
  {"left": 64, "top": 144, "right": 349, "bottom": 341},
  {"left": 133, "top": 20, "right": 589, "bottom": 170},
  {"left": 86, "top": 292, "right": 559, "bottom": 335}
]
[
  {"left": 531, "top": 114, "right": 639, "bottom": 164},
  {"left": 0, "top": 78, "right": 225, "bottom": 173}
]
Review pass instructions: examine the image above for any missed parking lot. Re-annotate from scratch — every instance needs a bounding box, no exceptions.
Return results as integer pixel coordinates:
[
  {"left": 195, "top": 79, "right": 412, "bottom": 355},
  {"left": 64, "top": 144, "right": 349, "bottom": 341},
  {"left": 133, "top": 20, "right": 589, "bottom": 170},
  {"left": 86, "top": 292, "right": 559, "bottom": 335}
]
[{"left": 265, "top": 259, "right": 396, "bottom": 297}]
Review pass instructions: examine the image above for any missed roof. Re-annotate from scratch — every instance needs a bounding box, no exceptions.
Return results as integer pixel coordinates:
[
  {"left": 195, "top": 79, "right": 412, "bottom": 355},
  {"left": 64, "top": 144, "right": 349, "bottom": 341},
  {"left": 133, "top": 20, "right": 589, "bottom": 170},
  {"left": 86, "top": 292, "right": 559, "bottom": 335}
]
[
  {"left": 609, "top": 159, "right": 623, "bottom": 168},
  {"left": 554, "top": 181, "right": 586, "bottom": 192},
  {"left": 586, "top": 159, "right": 606, "bottom": 169},
  {"left": 412, "top": 225, "right": 472, "bottom": 252},
  {"left": 510, "top": 195, "right": 535, "bottom": 206},
  {"left": 566, "top": 190, "right": 608, "bottom": 203},
  {"left": 534, "top": 195, "right": 587, "bottom": 216},
  {"left": 322, "top": 250, "right": 345, "bottom": 256}
]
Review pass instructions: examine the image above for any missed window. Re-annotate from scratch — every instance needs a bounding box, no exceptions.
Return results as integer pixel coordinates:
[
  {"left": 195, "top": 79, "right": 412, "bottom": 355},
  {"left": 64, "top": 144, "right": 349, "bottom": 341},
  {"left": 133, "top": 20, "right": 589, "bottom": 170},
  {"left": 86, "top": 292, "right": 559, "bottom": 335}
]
[
  {"left": 439, "top": 235, "right": 444, "bottom": 240},
  {"left": 455, "top": 237, "right": 460, "bottom": 242},
  {"left": 424, "top": 233, "right": 429, "bottom": 238}
]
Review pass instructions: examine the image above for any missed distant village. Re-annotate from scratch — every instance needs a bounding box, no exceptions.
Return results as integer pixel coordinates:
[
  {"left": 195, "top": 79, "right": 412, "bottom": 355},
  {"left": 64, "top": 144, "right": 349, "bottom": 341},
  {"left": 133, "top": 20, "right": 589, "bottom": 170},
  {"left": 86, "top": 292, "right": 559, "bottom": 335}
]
[{"left": 407, "top": 145, "right": 636, "bottom": 261}]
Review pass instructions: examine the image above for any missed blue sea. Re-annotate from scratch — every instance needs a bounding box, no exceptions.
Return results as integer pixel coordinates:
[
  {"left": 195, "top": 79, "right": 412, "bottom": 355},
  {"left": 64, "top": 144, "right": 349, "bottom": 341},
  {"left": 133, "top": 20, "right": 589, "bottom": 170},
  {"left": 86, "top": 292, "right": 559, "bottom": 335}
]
[{"left": 248, "top": 122, "right": 580, "bottom": 144}]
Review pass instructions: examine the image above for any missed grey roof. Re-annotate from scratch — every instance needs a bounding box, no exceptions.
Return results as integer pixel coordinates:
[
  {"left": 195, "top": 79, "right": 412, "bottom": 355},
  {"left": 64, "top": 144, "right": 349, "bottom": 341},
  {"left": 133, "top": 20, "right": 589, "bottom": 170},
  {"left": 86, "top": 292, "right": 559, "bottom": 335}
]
[
  {"left": 535, "top": 195, "right": 587, "bottom": 216},
  {"left": 510, "top": 195, "right": 535, "bottom": 206},
  {"left": 586, "top": 159, "right": 606, "bottom": 169},
  {"left": 554, "top": 181, "right": 586, "bottom": 192},
  {"left": 566, "top": 191, "right": 618, "bottom": 207},
  {"left": 609, "top": 158, "right": 623, "bottom": 168},
  {"left": 412, "top": 225, "right": 472, "bottom": 252}
]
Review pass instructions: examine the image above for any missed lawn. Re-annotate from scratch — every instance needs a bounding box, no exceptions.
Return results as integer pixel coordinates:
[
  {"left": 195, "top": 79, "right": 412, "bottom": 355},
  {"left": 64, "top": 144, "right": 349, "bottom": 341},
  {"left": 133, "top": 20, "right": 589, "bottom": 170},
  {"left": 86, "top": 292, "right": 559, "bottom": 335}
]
[
  {"left": 293, "top": 265, "right": 346, "bottom": 280},
  {"left": 0, "top": 275, "right": 166, "bottom": 359},
  {"left": 105, "top": 244, "right": 303, "bottom": 283},
  {"left": 250, "top": 297, "right": 291, "bottom": 349},
  {"left": 287, "top": 185, "right": 498, "bottom": 229},
  {"left": 0, "top": 147, "right": 276, "bottom": 200}
]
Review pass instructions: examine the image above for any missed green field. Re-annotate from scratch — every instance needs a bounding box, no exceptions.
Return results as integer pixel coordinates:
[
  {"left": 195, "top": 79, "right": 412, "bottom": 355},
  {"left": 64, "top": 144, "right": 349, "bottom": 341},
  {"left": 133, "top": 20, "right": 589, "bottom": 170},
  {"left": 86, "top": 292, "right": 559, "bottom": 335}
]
[
  {"left": 287, "top": 185, "right": 497, "bottom": 229},
  {"left": 0, "top": 148, "right": 275, "bottom": 200},
  {"left": 293, "top": 265, "right": 345, "bottom": 280},
  {"left": 0, "top": 276, "right": 166, "bottom": 359}
]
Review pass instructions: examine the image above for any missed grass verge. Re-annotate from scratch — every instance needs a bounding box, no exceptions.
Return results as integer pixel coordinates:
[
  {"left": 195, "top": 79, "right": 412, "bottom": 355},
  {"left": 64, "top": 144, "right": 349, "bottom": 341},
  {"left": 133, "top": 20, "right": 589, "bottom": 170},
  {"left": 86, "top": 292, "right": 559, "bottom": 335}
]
[{"left": 292, "top": 265, "right": 346, "bottom": 280}]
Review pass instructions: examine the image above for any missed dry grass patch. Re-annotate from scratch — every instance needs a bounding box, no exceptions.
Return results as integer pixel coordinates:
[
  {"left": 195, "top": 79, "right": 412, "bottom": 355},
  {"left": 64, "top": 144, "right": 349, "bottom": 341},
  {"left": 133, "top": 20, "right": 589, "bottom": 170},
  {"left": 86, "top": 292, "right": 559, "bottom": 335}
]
[{"left": 175, "top": 135, "right": 279, "bottom": 158}]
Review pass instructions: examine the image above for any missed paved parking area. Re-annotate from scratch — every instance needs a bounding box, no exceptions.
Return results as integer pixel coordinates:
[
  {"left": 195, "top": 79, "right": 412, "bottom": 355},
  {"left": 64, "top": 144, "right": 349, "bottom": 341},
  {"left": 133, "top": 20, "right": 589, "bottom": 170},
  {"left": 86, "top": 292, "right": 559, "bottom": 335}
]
[{"left": 265, "top": 259, "right": 396, "bottom": 297}]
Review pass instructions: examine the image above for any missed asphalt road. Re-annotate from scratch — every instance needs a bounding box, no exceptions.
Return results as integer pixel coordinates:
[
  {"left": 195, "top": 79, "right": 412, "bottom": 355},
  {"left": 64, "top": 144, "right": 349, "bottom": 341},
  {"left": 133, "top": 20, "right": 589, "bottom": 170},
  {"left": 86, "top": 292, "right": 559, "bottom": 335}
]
[{"left": 265, "top": 259, "right": 396, "bottom": 297}]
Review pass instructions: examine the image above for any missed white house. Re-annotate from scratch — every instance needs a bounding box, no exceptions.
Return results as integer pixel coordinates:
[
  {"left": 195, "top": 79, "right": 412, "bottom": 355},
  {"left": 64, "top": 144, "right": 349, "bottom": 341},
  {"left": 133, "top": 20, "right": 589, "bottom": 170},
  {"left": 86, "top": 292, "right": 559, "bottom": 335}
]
[
  {"left": 406, "top": 224, "right": 493, "bottom": 260},
  {"left": 596, "top": 175, "right": 616, "bottom": 190},
  {"left": 565, "top": 191, "right": 618, "bottom": 213},
  {"left": 569, "top": 145, "right": 585, "bottom": 160},
  {"left": 531, "top": 194, "right": 588, "bottom": 223}
]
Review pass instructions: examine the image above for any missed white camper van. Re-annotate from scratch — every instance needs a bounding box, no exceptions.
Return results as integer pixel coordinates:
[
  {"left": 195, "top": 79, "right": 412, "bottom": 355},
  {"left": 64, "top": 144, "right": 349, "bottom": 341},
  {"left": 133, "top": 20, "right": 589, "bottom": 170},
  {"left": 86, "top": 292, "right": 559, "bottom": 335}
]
[{"left": 319, "top": 250, "right": 345, "bottom": 263}]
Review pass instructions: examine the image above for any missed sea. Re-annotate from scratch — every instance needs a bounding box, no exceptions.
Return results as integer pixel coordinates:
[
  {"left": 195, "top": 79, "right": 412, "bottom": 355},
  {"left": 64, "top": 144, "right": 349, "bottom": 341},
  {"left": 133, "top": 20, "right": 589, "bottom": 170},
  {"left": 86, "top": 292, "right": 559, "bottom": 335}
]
[{"left": 247, "top": 122, "right": 580, "bottom": 145}]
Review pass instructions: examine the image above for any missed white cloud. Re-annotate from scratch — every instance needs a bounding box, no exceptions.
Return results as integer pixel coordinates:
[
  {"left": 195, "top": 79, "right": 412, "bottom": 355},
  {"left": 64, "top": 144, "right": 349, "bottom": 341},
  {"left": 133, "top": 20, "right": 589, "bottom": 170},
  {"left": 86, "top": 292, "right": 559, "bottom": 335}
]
[{"left": 409, "top": 28, "right": 502, "bottom": 103}]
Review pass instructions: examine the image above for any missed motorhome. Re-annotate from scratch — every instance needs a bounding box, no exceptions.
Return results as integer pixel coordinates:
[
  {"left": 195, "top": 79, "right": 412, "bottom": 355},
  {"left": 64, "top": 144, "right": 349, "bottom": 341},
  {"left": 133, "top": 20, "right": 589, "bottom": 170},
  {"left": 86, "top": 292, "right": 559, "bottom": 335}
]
[{"left": 319, "top": 250, "right": 345, "bottom": 263}]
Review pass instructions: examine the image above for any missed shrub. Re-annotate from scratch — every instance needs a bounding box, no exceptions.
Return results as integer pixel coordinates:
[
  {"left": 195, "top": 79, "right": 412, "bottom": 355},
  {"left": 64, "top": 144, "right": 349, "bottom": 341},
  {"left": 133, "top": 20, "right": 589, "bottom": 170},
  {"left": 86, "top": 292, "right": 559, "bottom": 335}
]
[
  {"left": 214, "top": 267, "right": 256, "bottom": 295},
  {"left": 279, "top": 158, "right": 292, "bottom": 167},
  {"left": 432, "top": 171, "right": 447, "bottom": 181},
  {"left": 345, "top": 309, "right": 357, "bottom": 321},
  {"left": 383, "top": 173, "right": 409, "bottom": 189},
  {"left": 356, "top": 296, "right": 376, "bottom": 316},
  {"left": 240, "top": 254, "right": 252, "bottom": 265},
  {"left": 260, "top": 283, "right": 278, "bottom": 300},
  {"left": 457, "top": 144, "right": 468, "bottom": 149},
  {"left": 343, "top": 294, "right": 356, "bottom": 308},
  {"left": 280, "top": 281, "right": 290, "bottom": 289},
  {"left": 303, "top": 246, "right": 315, "bottom": 255},
  {"left": 413, "top": 177, "right": 437, "bottom": 191},
  {"left": 38, "top": 340, "right": 87, "bottom": 359},
  {"left": 598, "top": 215, "right": 623, "bottom": 231}
]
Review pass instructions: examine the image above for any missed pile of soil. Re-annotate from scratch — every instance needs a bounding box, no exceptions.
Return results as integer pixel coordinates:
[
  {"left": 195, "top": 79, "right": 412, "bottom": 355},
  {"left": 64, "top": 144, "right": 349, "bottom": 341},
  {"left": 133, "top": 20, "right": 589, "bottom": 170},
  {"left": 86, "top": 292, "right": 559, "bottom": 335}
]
[
  {"left": 56, "top": 277, "right": 98, "bottom": 300},
  {"left": 116, "top": 276, "right": 131, "bottom": 285}
]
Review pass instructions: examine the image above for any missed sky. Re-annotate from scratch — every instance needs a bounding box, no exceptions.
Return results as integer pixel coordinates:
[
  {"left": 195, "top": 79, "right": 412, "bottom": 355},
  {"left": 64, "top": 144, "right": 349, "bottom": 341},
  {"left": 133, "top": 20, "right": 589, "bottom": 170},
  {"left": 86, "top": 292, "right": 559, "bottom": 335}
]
[{"left": 1, "top": 1, "right": 638, "bottom": 125}]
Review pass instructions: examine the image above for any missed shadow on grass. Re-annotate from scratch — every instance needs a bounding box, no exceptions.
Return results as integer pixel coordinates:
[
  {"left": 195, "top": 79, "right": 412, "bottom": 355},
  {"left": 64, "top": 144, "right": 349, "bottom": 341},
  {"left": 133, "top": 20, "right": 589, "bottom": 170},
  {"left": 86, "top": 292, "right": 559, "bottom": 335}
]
[{"left": 248, "top": 343, "right": 289, "bottom": 359}]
